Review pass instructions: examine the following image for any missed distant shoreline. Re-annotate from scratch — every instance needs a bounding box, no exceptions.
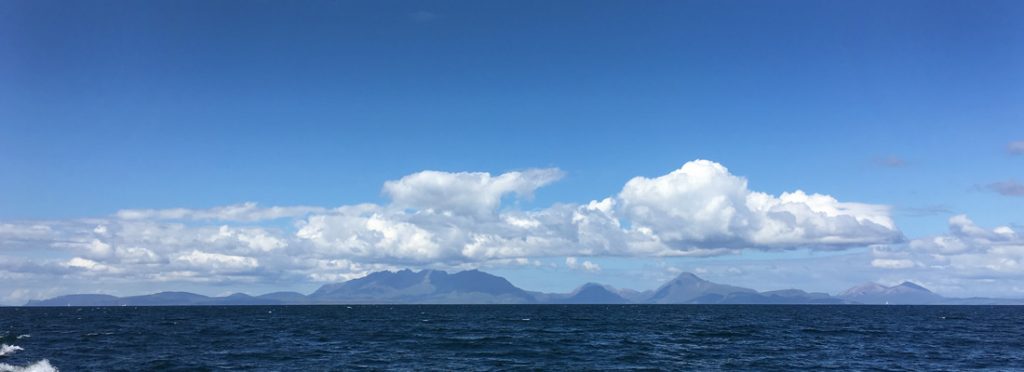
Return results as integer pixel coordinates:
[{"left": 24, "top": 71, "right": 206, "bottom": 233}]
[{"left": 20, "top": 269, "right": 1024, "bottom": 307}]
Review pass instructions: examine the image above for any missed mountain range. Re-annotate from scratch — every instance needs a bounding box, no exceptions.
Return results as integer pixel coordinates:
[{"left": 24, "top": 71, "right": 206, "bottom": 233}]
[{"left": 23, "top": 269, "right": 1024, "bottom": 306}]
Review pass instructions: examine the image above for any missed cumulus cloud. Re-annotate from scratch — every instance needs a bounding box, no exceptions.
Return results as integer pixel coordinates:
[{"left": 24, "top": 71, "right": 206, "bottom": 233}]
[
  {"left": 565, "top": 257, "right": 601, "bottom": 272},
  {"left": 294, "top": 200, "right": 644, "bottom": 264},
  {"left": 382, "top": 168, "right": 563, "bottom": 217},
  {"left": 909, "top": 215, "right": 1019, "bottom": 255},
  {"left": 0, "top": 218, "right": 302, "bottom": 290},
  {"left": 618, "top": 160, "right": 901, "bottom": 250},
  {"left": 296, "top": 205, "right": 447, "bottom": 263},
  {"left": 872, "top": 215, "right": 1024, "bottom": 283},
  {"left": 211, "top": 225, "right": 287, "bottom": 252},
  {"left": 296, "top": 163, "right": 838, "bottom": 265},
  {"left": 65, "top": 257, "right": 116, "bottom": 272}
]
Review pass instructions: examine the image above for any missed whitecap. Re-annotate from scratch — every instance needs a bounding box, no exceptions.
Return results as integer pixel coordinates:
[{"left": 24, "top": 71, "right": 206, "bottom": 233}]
[
  {"left": 0, "top": 359, "right": 59, "bottom": 372},
  {"left": 14, "top": 336, "right": 28, "bottom": 340},
  {"left": 0, "top": 345, "right": 24, "bottom": 357}
]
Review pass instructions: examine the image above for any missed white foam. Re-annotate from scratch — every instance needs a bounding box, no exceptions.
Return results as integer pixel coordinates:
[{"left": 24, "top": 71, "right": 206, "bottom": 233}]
[
  {"left": 14, "top": 336, "right": 28, "bottom": 340},
  {"left": 0, "top": 360, "right": 59, "bottom": 372},
  {"left": 0, "top": 345, "right": 23, "bottom": 357}
]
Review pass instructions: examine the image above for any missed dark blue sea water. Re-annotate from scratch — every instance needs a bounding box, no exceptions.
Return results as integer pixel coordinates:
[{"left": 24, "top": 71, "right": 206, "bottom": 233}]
[{"left": 2, "top": 305, "right": 1023, "bottom": 371}]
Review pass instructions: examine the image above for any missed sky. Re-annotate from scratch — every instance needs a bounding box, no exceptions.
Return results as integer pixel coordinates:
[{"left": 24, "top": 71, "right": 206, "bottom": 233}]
[{"left": 1, "top": 0, "right": 1022, "bottom": 305}]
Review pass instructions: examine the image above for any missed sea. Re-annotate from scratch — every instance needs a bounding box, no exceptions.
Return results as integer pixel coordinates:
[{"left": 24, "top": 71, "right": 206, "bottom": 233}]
[{"left": 1, "top": 305, "right": 1022, "bottom": 371}]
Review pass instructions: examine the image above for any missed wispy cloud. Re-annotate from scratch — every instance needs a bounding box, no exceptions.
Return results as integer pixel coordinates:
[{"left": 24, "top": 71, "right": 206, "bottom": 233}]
[
  {"left": 116, "top": 202, "right": 326, "bottom": 222},
  {"left": 871, "top": 258, "right": 916, "bottom": 269},
  {"left": 873, "top": 156, "right": 907, "bottom": 168},
  {"left": 1008, "top": 141, "right": 1024, "bottom": 155},
  {"left": 897, "top": 205, "right": 953, "bottom": 217},
  {"left": 987, "top": 180, "right": 1024, "bottom": 197}
]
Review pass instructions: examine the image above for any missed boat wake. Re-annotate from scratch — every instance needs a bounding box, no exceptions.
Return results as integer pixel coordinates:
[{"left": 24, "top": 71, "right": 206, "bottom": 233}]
[
  {"left": 0, "top": 345, "right": 22, "bottom": 357},
  {"left": 0, "top": 360, "right": 58, "bottom": 372},
  {"left": 0, "top": 342, "right": 59, "bottom": 372}
]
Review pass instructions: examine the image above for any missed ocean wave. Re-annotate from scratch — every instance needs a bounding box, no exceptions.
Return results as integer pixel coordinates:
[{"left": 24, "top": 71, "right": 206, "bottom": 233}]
[
  {"left": 0, "top": 360, "right": 59, "bottom": 372},
  {"left": 15, "top": 336, "right": 28, "bottom": 340},
  {"left": 0, "top": 345, "right": 24, "bottom": 357}
]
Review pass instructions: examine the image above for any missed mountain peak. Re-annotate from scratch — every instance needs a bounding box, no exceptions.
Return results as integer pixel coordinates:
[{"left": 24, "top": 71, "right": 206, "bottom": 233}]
[
  {"left": 673, "top": 272, "right": 705, "bottom": 282},
  {"left": 838, "top": 280, "right": 941, "bottom": 304},
  {"left": 310, "top": 268, "right": 534, "bottom": 304},
  {"left": 572, "top": 282, "right": 609, "bottom": 293},
  {"left": 896, "top": 281, "right": 930, "bottom": 291},
  {"left": 840, "top": 282, "right": 887, "bottom": 296},
  {"left": 554, "top": 282, "right": 629, "bottom": 304},
  {"left": 649, "top": 272, "right": 756, "bottom": 304}
]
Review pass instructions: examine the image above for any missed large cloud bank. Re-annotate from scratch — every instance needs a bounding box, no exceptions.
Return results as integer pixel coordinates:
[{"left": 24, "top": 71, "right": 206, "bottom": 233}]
[{"left": 1, "top": 160, "right": 906, "bottom": 301}]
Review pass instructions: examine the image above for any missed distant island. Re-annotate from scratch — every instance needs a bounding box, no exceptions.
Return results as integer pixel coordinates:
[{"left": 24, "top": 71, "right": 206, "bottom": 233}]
[{"left": 24, "top": 269, "right": 1024, "bottom": 306}]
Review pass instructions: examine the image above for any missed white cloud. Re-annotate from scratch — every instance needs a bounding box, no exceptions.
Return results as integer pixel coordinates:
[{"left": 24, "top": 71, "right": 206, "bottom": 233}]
[
  {"left": 0, "top": 224, "right": 53, "bottom": 239},
  {"left": 871, "top": 258, "right": 916, "bottom": 269},
  {"left": 295, "top": 161, "right": 899, "bottom": 266},
  {"left": 65, "top": 257, "right": 118, "bottom": 273},
  {"left": 211, "top": 225, "right": 287, "bottom": 252},
  {"left": 85, "top": 239, "right": 113, "bottom": 258},
  {"left": 66, "top": 257, "right": 102, "bottom": 270},
  {"left": 382, "top": 168, "right": 563, "bottom": 217},
  {"left": 295, "top": 205, "right": 449, "bottom": 263},
  {"left": 116, "top": 247, "right": 160, "bottom": 264},
  {"left": 910, "top": 215, "right": 1018, "bottom": 255},
  {"left": 565, "top": 257, "right": 601, "bottom": 272},
  {"left": 116, "top": 202, "right": 325, "bottom": 221},
  {"left": 175, "top": 250, "right": 259, "bottom": 272},
  {"left": 304, "top": 259, "right": 396, "bottom": 282},
  {"left": 872, "top": 215, "right": 1024, "bottom": 284},
  {"left": 618, "top": 160, "right": 901, "bottom": 250}
]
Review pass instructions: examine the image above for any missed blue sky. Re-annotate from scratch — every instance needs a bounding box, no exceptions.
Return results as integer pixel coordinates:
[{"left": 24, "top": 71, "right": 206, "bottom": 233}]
[{"left": 1, "top": 0, "right": 1022, "bottom": 304}]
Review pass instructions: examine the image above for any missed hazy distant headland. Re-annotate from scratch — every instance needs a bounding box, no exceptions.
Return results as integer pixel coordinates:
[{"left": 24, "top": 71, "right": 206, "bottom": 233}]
[{"left": 24, "top": 269, "right": 1024, "bottom": 306}]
